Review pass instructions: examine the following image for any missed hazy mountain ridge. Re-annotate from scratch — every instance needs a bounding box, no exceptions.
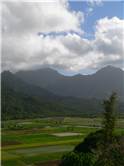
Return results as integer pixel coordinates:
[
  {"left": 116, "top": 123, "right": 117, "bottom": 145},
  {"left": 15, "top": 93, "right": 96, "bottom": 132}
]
[
  {"left": 15, "top": 66, "right": 124, "bottom": 99},
  {"left": 15, "top": 68, "right": 64, "bottom": 89},
  {"left": 1, "top": 66, "right": 124, "bottom": 120},
  {"left": 2, "top": 70, "right": 57, "bottom": 99},
  {"left": 1, "top": 71, "right": 103, "bottom": 120}
]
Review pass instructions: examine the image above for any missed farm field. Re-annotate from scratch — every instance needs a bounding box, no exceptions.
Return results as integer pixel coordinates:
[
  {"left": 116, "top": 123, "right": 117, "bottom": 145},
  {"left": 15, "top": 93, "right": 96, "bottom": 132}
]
[{"left": 2, "top": 117, "right": 124, "bottom": 166}]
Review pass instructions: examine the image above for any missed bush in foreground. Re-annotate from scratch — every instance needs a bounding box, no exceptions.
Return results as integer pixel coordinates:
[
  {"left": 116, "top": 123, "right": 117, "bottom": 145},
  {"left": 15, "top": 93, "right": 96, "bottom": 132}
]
[
  {"left": 60, "top": 151, "right": 95, "bottom": 166},
  {"left": 60, "top": 93, "right": 124, "bottom": 166}
]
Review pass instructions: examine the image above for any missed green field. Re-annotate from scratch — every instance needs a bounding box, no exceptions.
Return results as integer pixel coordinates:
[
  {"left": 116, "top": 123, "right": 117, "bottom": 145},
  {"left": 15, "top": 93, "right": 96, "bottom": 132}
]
[{"left": 2, "top": 117, "right": 124, "bottom": 166}]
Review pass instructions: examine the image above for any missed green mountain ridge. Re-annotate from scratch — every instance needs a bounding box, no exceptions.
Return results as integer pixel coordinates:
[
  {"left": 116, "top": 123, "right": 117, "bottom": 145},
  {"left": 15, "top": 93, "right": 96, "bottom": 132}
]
[
  {"left": 1, "top": 71, "right": 102, "bottom": 120},
  {"left": 15, "top": 66, "right": 124, "bottom": 99},
  {"left": 1, "top": 67, "right": 124, "bottom": 120}
]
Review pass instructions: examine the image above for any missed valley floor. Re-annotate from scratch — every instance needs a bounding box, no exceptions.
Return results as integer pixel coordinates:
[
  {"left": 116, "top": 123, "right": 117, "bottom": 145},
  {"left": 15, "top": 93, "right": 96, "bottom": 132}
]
[{"left": 2, "top": 117, "right": 124, "bottom": 166}]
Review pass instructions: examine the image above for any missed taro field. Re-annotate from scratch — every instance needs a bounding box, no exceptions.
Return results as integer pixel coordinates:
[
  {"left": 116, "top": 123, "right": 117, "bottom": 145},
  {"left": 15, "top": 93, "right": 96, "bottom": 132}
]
[{"left": 1, "top": 117, "right": 124, "bottom": 166}]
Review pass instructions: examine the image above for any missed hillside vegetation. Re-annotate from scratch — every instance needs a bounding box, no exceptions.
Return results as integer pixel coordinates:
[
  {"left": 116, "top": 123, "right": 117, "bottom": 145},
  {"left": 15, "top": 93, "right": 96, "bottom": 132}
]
[{"left": 1, "top": 66, "right": 124, "bottom": 120}]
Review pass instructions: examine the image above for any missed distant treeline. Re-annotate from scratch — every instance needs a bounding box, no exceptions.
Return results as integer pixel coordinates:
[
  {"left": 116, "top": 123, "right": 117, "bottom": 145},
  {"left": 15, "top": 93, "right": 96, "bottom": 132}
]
[
  {"left": 2, "top": 86, "right": 124, "bottom": 120},
  {"left": 1, "top": 71, "right": 124, "bottom": 120}
]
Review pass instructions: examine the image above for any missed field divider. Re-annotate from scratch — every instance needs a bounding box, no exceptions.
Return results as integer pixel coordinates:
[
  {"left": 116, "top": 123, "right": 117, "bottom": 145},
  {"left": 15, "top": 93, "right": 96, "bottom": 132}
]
[{"left": 2, "top": 139, "right": 83, "bottom": 151}]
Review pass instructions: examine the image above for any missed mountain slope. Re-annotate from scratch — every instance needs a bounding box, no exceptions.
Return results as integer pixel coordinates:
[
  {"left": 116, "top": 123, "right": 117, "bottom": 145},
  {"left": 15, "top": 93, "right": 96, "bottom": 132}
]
[
  {"left": 15, "top": 68, "right": 64, "bottom": 89},
  {"left": 15, "top": 66, "right": 124, "bottom": 99},
  {"left": 1, "top": 69, "right": 124, "bottom": 120},
  {"left": 2, "top": 71, "right": 57, "bottom": 99},
  {"left": 1, "top": 71, "right": 103, "bottom": 120}
]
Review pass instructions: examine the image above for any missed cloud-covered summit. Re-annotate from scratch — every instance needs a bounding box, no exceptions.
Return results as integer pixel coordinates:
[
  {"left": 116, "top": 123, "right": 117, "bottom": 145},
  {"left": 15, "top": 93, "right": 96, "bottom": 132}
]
[{"left": 2, "top": 1, "right": 124, "bottom": 74}]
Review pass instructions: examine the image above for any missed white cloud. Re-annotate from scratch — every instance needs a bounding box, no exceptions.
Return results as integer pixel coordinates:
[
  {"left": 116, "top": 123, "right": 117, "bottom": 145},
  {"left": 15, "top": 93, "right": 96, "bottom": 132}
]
[
  {"left": 88, "top": 0, "right": 103, "bottom": 7},
  {"left": 86, "top": 0, "right": 103, "bottom": 16},
  {"left": 2, "top": 1, "right": 84, "bottom": 35},
  {"left": 94, "top": 17, "right": 124, "bottom": 66},
  {"left": 1, "top": 1, "right": 124, "bottom": 73}
]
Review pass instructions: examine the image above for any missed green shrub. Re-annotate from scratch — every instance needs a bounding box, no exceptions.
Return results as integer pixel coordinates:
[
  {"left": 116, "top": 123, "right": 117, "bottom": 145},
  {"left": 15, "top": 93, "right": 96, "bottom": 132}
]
[
  {"left": 60, "top": 151, "right": 95, "bottom": 166},
  {"left": 94, "top": 141, "right": 124, "bottom": 166},
  {"left": 74, "top": 130, "right": 103, "bottom": 153}
]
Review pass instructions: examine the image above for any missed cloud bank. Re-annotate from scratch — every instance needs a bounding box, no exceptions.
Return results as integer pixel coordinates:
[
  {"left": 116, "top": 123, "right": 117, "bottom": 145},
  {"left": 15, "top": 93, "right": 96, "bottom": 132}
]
[{"left": 2, "top": 1, "right": 124, "bottom": 73}]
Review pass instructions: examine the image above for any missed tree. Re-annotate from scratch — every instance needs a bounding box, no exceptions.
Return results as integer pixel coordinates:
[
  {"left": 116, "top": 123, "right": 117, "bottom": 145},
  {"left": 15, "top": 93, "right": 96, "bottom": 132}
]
[
  {"left": 94, "top": 93, "right": 124, "bottom": 166},
  {"left": 102, "top": 92, "right": 117, "bottom": 145},
  {"left": 60, "top": 93, "right": 124, "bottom": 166}
]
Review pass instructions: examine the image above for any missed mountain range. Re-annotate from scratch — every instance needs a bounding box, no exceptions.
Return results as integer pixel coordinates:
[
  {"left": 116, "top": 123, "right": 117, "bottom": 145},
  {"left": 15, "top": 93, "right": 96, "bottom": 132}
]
[
  {"left": 15, "top": 65, "right": 124, "bottom": 99},
  {"left": 1, "top": 66, "right": 124, "bottom": 120}
]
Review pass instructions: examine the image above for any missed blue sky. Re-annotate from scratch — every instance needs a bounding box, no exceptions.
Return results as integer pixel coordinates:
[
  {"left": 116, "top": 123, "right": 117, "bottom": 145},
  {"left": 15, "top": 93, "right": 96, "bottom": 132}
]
[
  {"left": 69, "top": 1, "right": 124, "bottom": 39},
  {"left": 57, "top": 1, "right": 124, "bottom": 75},
  {"left": 39, "top": 1, "right": 124, "bottom": 40}
]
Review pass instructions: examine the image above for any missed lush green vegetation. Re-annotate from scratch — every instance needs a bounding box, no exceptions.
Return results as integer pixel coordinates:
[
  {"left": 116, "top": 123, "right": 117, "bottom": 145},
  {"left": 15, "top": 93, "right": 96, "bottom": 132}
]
[
  {"left": 2, "top": 85, "right": 104, "bottom": 120},
  {"left": 2, "top": 71, "right": 124, "bottom": 120},
  {"left": 2, "top": 86, "right": 124, "bottom": 120},
  {"left": 2, "top": 116, "right": 124, "bottom": 166},
  {"left": 60, "top": 93, "right": 124, "bottom": 166}
]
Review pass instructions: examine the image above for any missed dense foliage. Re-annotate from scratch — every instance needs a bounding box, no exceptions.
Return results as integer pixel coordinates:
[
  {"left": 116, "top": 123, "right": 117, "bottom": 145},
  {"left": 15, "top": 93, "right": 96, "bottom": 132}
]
[
  {"left": 2, "top": 86, "right": 104, "bottom": 120},
  {"left": 60, "top": 152, "right": 95, "bottom": 166},
  {"left": 1, "top": 71, "right": 103, "bottom": 120},
  {"left": 60, "top": 93, "right": 124, "bottom": 166},
  {"left": 102, "top": 93, "right": 117, "bottom": 144},
  {"left": 1, "top": 70, "right": 124, "bottom": 120},
  {"left": 74, "top": 130, "right": 103, "bottom": 153}
]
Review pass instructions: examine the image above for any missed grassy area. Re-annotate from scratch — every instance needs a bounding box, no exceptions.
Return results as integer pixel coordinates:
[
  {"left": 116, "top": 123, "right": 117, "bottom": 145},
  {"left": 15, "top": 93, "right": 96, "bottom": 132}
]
[{"left": 2, "top": 117, "right": 124, "bottom": 166}]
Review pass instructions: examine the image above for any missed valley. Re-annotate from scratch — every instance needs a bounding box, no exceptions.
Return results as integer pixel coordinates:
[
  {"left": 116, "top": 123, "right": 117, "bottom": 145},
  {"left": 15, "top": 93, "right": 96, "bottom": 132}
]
[
  {"left": 1, "top": 66, "right": 124, "bottom": 120},
  {"left": 1, "top": 66, "right": 124, "bottom": 165},
  {"left": 2, "top": 117, "right": 124, "bottom": 166}
]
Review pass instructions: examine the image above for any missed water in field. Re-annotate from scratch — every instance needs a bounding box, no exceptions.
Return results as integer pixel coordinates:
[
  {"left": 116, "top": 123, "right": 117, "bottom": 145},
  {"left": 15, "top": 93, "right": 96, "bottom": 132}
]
[
  {"left": 2, "top": 117, "right": 124, "bottom": 166},
  {"left": 11, "top": 145, "right": 74, "bottom": 156},
  {"left": 52, "top": 132, "right": 82, "bottom": 137}
]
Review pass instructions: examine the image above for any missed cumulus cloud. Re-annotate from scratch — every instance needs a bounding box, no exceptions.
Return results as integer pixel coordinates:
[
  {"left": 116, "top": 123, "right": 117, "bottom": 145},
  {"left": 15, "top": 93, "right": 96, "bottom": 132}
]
[
  {"left": 1, "top": 1, "right": 124, "bottom": 73},
  {"left": 86, "top": 0, "right": 103, "bottom": 16},
  {"left": 2, "top": 1, "right": 84, "bottom": 35},
  {"left": 94, "top": 17, "right": 124, "bottom": 68}
]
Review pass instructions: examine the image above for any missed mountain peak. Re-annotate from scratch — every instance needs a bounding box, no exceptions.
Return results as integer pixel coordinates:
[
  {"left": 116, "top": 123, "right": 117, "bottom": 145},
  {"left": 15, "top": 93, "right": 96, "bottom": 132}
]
[
  {"left": 2, "top": 65, "right": 124, "bottom": 99},
  {"left": 2, "top": 70, "right": 12, "bottom": 75},
  {"left": 95, "top": 65, "right": 122, "bottom": 75}
]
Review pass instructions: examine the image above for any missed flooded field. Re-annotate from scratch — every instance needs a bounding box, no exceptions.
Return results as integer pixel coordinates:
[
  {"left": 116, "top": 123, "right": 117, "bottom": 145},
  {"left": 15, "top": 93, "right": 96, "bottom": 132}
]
[{"left": 2, "top": 117, "right": 124, "bottom": 166}]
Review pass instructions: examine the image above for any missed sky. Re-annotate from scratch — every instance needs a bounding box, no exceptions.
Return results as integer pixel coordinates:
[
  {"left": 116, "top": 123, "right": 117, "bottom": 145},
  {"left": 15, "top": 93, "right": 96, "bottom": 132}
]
[{"left": 1, "top": 0, "right": 124, "bottom": 75}]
